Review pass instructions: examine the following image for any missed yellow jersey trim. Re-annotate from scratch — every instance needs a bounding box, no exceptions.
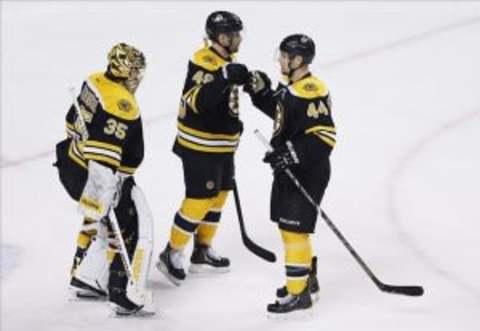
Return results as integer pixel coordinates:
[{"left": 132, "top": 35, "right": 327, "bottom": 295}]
[
  {"left": 118, "top": 165, "right": 137, "bottom": 175},
  {"left": 192, "top": 47, "right": 228, "bottom": 72},
  {"left": 83, "top": 153, "right": 120, "bottom": 168},
  {"left": 177, "top": 137, "right": 236, "bottom": 153},
  {"left": 87, "top": 72, "right": 139, "bottom": 121},
  {"left": 305, "top": 125, "right": 336, "bottom": 134},
  {"left": 178, "top": 122, "right": 240, "bottom": 141},
  {"left": 289, "top": 76, "right": 329, "bottom": 99},
  {"left": 313, "top": 132, "right": 336, "bottom": 148},
  {"left": 85, "top": 140, "right": 122, "bottom": 154},
  {"left": 68, "top": 141, "right": 87, "bottom": 169}
]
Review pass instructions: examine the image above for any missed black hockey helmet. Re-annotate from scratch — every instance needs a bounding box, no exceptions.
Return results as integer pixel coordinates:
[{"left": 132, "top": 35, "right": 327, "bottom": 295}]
[
  {"left": 279, "top": 34, "right": 315, "bottom": 64},
  {"left": 205, "top": 11, "right": 243, "bottom": 40}
]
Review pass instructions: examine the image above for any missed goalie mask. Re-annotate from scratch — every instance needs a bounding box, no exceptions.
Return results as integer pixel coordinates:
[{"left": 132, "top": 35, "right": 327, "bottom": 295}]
[{"left": 107, "top": 43, "right": 146, "bottom": 93}]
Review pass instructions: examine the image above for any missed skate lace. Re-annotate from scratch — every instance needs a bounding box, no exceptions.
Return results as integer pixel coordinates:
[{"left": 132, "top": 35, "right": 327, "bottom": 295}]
[
  {"left": 206, "top": 247, "right": 222, "bottom": 261},
  {"left": 170, "top": 249, "right": 184, "bottom": 269}
]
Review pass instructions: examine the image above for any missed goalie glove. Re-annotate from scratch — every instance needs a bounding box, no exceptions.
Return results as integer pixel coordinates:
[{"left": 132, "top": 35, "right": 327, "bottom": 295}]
[
  {"left": 263, "top": 140, "right": 300, "bottom": 173},
  {"left": 78, "top": 161, "right": 119, "bottom": 221}
]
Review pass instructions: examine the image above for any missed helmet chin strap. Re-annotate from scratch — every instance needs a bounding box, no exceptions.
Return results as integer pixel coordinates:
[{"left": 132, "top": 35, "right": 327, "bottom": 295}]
[
  {"left": 218, "top": 35, "right": 236, "bottom": 55},
  {"left": 286, "top": 57, "right": 301, "bottom": 80}
]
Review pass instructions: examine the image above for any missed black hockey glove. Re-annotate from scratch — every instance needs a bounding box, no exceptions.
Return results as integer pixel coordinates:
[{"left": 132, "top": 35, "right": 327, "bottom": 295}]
[
  {"left": 263, "top": 141, "right": 300, "bottom": 173},
  {"left": 223, "top": 63, "right": 249, "bottom": 85},
  {"left": 244, "top": 70, "right": 271, "bottom": 95}
]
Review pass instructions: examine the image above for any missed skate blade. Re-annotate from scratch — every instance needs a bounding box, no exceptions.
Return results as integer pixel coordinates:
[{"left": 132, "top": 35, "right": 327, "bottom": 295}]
[
  {"left": 188, "top": 263, "right": 230, "bottom": 275},
  {"left": 109, "top": 302, "right": 158, "bottom": 319},
  {"left": 68, "top": 288, "right": 107, "bottom": 302},
  {"left": 156, "top": 260, "right": 184, "bottom": 287},
  {"left": 109, "top": 308, "right": 157, "bottom": 319},
  {"left": 267, "top": 308, "right": 314, "bottom": 321}
]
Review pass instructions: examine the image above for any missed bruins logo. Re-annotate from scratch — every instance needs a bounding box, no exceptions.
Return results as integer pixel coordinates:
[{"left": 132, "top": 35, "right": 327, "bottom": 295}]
[
  {"left": 206, "top": 181, "right": 215, "bottom": 190},
  {"left": 202, "top": 55, "right": 217, "bottom": 67},
  {"left": 117, "top": 99, "right": 132, "bottom": 112},
  {"left": 303, "top": 83, "right": 318, "bottom": 92}
]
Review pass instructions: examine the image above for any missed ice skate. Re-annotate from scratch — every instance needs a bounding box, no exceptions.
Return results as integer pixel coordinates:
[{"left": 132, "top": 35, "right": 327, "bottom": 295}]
[
  {"left": 188, "top": 239, "right": 230, "bottom": 274},
  {"left": 69, "top": 276, "right": 107, "bottom": 300},
  {"left": 156, "top": 243, "right": 186, "bottom": 286},
  {"left": 275, "top": 257, "right": 320, "bottom": 303},
  {"left": 267, "top": 285, "right": 313, "bottom": 319}
]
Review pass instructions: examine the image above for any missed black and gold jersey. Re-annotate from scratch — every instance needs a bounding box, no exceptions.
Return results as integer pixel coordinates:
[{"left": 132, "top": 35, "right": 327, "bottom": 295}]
[
  {"left": 250, "top": 73, "right": 335, "bottom": 165},
  {"left": 65, "top": 72, "right": 144, "bottom": 175},
  {"left": 173, "top": 46, "right": 243, "bottom": 155}
]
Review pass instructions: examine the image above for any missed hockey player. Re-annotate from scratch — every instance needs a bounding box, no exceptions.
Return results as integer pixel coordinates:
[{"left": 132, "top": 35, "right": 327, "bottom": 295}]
[
  {"left": 244, "top": 34, "right": 335, "bottom": 315},
  {"left": 156, "top": 11, "right": 249, "bottom": 285},
  {"left": 53, "top": 43, "right": 154, "bottom": 316}
]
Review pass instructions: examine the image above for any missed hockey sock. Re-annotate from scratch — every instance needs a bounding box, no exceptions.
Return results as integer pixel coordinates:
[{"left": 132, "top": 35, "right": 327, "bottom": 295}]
[
  {"left": 169, "top": 198, "right": 214, "bottom": 250},
  {"left": 280, "top": 229, "right": 312, "bottom": 295},
  {"left": 196, "top": 191, "right": 229, "bottom": 245}
]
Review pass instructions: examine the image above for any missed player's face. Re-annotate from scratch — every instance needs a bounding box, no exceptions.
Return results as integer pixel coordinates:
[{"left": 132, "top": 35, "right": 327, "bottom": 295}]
[
  {"left": 278, "top": 51, "right": 291, "bottom": 75},
  {"left": 227, "top": 31, "right": 242, "bottom": 53},
  {"left": 125, "top": 66, "right": 145, "bottom": 94}
]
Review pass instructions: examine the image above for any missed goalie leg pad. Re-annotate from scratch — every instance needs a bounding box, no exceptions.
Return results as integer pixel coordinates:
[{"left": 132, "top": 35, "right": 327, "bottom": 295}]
[
  {"left": 108, "top": 180, "right": 153, "bottom": 309},
  {"left": 72, "top": 220, "right": 109, "bottom": 294},
  {"left": 129, "top": 185, "right": 153, "bottom": 290},
  {"left": 78, "top": 161, "right": 118, "bottom": 221}
]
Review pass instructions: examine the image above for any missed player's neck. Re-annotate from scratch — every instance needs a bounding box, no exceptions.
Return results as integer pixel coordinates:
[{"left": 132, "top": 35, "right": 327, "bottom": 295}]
[
  {"left": 290, "top": 66, "right": 310, "bottom": 83},
  {"left": 211, "top": 42, "right": 231, "bottom": 60}
]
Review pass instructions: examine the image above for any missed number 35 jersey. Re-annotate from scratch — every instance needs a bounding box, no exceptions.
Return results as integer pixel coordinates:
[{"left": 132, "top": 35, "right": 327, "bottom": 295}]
[{"left": 65, "top": 72, "right": 144, "bottom": 176}]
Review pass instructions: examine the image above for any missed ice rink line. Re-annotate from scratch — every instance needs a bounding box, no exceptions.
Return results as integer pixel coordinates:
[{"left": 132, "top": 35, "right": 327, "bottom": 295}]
[
  {"left": 1, "top": 15, "right": 478, "bottom": 171},
  {"left": 386, "top": 109, "right": 480, "bottom": 302}
]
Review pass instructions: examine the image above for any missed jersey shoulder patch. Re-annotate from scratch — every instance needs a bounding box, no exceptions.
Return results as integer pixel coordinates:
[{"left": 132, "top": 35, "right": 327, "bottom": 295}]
[
  {"left": 289, "top": 76, "right": 329, "bottom": 100},
  {"left": 87, "top": 72, "right": 139, "bottom": 121},
  {"left": 191, "top": 47, "right": 227, "bottom": 72}
]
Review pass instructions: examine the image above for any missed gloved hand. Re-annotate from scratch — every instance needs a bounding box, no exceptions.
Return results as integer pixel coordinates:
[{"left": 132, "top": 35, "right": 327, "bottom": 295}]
[
  {"left": 244, "top": 70, "right": 271, "bottom": 95},
  {"left": 223, "top": 63, "right": 249, "bottom": 85},
  {"left": 263, "top": 141, "right": 300, "bottom": 173}
]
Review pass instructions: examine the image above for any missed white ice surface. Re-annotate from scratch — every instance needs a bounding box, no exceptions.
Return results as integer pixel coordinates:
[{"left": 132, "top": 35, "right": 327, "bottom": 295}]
[{"left": 1, "top": 1, "right": 480, "bottom": 331}]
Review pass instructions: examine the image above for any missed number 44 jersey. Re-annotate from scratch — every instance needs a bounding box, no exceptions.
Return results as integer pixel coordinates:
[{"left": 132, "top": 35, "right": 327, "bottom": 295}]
[{"left": 65, "top": 72, "right": 144, "bottom": 176}]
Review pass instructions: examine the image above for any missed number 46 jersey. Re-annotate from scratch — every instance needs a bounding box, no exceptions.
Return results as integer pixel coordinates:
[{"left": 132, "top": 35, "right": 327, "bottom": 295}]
[{"left": 65, "top": 72, "right": 144, "bottom": 176}]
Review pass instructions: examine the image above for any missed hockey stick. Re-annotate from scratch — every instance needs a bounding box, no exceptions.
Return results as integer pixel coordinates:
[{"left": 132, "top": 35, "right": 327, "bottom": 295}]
[
  {"left": 232, "top": 180, "right": 276, "bottom": 263},
  {"left": 254, "top": 129, "right": 424, "bottom": 297}
]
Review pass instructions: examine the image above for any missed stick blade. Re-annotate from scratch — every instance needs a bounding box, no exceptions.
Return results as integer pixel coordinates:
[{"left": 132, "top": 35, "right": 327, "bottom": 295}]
[
  {"left": 242, "top": 236, "right": 277, "bottom": 263},
  {"left": 380, "top": 284, "right": 424, "bottom": 296}
]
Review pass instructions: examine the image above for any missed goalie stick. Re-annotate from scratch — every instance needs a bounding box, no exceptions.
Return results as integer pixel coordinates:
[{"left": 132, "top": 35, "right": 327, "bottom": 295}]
[
  {"left": 233, "top": 180, "right": 276, "bottom": 263},
  {"left": 254, "top": 129, "right": 424, "bottom": 297}
]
